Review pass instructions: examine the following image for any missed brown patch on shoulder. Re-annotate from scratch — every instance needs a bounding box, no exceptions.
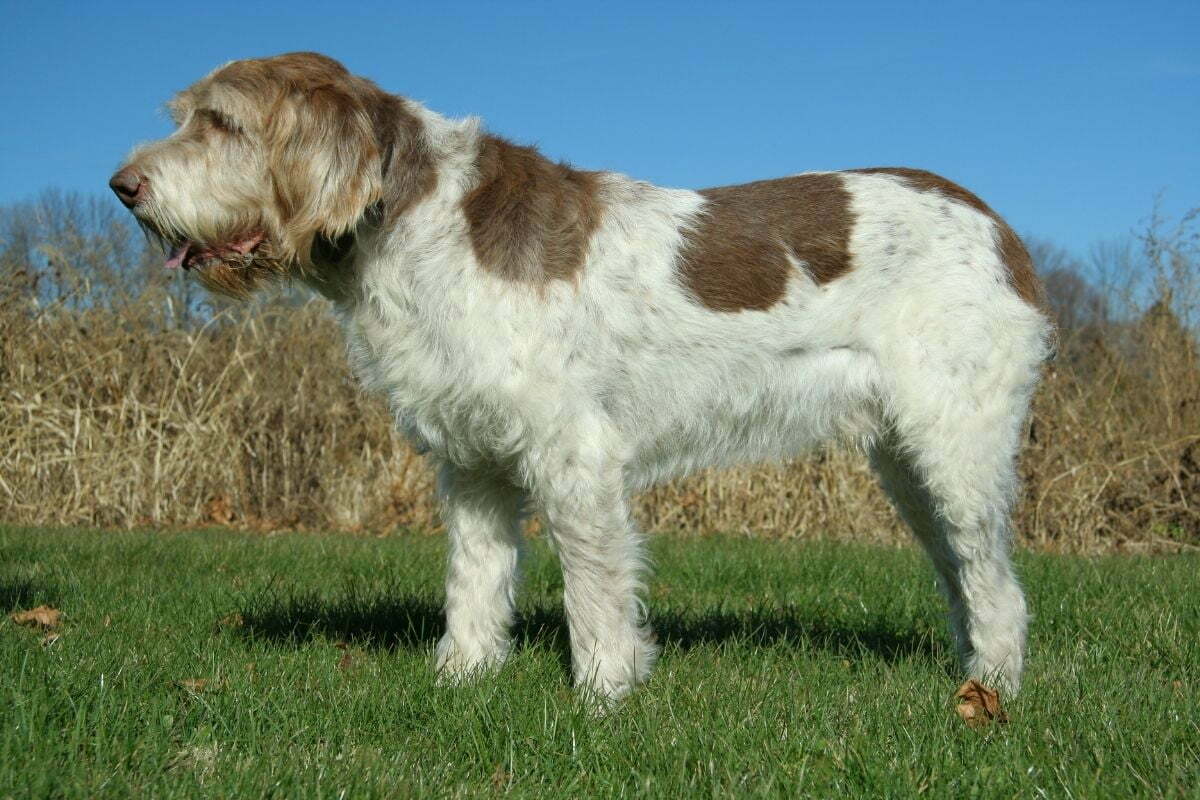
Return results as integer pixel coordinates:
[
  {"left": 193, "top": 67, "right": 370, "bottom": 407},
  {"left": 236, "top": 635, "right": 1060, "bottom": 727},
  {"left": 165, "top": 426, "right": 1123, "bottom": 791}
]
[
  {"left": 848, "top": 167, "right": 1043, "bottom": 306},
  {"left": 677, "top": 173, "right": 854, "bottom": 312},
  {"left": 462, "top": 135, "right": 603, "bottom": 283}
]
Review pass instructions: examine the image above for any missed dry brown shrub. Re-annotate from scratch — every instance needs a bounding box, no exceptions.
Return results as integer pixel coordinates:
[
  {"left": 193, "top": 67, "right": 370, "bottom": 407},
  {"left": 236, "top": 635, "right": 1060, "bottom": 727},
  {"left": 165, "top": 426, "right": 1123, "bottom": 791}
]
[
  {"left": 1, "top": 194, "right": 1196, "bottom": 551},
  {"left": 0, "top": 299, "right": 437, "bottom": 533}
]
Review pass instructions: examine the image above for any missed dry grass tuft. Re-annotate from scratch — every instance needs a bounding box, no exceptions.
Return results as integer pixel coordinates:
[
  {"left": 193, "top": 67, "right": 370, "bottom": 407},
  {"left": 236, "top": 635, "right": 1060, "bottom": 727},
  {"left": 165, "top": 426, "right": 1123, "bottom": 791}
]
[
  {"left": 2, "top": 300, "right": 436, "bottom": 533},
  {"left": 1, "top": 194, "right": 1197, "bottom": 551}
]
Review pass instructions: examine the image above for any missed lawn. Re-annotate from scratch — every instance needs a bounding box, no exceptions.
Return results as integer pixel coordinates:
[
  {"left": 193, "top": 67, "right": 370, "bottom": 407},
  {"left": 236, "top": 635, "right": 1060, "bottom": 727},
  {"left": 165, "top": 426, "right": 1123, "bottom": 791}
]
[{"left": 2, "top": 525, "right": 1197, "bottom": 798}]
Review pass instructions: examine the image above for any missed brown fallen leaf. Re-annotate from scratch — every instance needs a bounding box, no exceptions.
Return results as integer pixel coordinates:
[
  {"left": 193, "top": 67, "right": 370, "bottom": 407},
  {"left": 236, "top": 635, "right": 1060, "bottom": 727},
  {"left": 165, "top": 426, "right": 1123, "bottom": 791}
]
[
  {"left": 490, "top": 762, "right": 512, "bottom": 791},
  {"left": 11, "top": 605, "right": 62, "bottom": 630},
  {"left": 954, "top": 679, "right": 1009, "bottom": 728},
  {"left": 214, "top": 612, "right": 244, "bottom": 633},
  {"left": 336, "top": 641, "right": 366, "bottom": 671},
  {"left": 205, "top": 494, "right": 234, "bottom": 525},
  {"left": 176, "top": 678, "right": 209, "bottom": 692}
]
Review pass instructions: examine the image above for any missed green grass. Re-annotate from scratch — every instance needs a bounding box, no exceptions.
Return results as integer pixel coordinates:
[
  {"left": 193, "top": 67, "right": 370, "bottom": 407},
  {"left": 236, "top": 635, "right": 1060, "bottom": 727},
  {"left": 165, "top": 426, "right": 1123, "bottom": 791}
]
[{"left": 1, "top": 525, "right": 1197, "bottom": 798}]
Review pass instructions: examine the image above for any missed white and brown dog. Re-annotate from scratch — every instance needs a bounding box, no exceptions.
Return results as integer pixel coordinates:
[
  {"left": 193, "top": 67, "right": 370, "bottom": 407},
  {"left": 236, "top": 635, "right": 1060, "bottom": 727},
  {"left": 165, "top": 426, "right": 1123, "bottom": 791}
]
[{"left": 111, "top": 52, "right": 1052, "bottom": 702}]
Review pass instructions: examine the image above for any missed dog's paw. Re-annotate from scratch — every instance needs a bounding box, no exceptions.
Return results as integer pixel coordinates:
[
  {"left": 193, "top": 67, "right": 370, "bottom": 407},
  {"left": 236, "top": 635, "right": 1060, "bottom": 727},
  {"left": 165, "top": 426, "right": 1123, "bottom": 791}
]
[{"left": 434, "top": 635, "right": 508, "bottom": 685}]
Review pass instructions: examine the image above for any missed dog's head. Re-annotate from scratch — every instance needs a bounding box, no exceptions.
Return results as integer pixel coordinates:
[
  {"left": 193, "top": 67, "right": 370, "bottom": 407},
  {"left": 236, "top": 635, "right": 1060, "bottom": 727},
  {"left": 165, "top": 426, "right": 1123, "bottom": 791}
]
[{"left": 110, "top": 52, "right": 434, "bottom": 297}]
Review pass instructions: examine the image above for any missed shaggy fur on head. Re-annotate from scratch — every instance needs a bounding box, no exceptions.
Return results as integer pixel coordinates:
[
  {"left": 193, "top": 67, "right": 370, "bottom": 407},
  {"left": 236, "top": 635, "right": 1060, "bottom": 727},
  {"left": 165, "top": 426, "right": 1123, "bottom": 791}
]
[
  {"left": 113, "top": 52, "right": 1053, "bottom": 702},
  {"left": 117, "top": 52, "right": 435, "bottom": 297}
]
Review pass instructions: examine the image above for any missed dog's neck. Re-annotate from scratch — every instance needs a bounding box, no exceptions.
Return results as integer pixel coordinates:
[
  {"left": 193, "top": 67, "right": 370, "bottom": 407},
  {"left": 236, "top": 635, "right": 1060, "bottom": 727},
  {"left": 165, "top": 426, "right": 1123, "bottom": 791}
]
[
  {"left": 301, "top": 101, "right": 481, "bottom": 303},
  {"left": 312, "top": 100, "right": 605, "bottom": 311}
]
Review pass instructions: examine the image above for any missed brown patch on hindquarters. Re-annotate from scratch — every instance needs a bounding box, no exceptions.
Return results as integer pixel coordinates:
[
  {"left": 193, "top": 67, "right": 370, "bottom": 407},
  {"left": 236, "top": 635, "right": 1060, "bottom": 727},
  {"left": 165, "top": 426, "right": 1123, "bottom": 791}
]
[
  {"left": 848, "top": 167, "right": 1043, "bottom": 306},
  {"left": 677, "top": 173, "right": 855, "bottom": 312},
  {"left": 462, "top": 135, "right": 604, "bottom": 284}
]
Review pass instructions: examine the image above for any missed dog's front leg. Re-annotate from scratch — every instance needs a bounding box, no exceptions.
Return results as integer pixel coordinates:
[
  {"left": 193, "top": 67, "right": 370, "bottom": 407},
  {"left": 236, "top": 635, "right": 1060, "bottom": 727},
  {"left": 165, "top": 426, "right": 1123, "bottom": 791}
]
[
  {"left": 434, "top": 462, "right": 525, "bottom": 681},
  {"left": 529, "top": 444, "right": 658, "bottom": 703}
]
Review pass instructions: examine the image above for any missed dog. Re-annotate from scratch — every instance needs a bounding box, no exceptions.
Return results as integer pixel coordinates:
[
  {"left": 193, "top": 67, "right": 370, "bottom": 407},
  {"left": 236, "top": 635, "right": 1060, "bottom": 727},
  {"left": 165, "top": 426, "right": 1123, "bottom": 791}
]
[{"left": 111, "top": 52, "right": 1052, "bottom": 702}]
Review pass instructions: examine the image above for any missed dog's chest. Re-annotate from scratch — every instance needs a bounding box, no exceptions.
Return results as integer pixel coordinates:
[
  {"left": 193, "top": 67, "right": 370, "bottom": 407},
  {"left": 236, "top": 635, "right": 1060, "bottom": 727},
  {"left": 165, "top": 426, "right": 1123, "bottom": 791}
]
[{"left": 336, "top": 285, "right": 540, "bottom": 466}]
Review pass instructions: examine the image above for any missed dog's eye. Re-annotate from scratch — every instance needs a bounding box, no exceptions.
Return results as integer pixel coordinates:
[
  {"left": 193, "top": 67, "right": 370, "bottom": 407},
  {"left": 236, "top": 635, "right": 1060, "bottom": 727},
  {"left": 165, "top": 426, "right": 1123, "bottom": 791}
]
[{"left": 198, "top": 109, "right": 243, "bottom": 135}]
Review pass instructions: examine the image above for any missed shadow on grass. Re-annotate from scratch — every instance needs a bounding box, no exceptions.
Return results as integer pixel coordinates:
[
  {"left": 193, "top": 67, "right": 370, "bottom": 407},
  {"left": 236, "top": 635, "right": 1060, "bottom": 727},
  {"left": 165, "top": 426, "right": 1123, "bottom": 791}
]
[
  {"left": 238, "top": 591, "right": 941, "bottom": 667},
  {"left": 240, "top": 594, "right": 569, "bottom": 650},
  {"left": 653, "top": 606, "right": 942, "bottom": 664},
  {"left": 0, "top": 577, "right": 58, "bottom": 612}
]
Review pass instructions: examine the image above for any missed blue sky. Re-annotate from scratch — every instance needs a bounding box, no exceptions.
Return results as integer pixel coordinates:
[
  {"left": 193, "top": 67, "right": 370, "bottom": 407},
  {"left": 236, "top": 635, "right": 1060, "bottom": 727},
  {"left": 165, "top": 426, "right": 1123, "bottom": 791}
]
[{"left": 2, "top": 1, "right": 1196, "bottom": 257}]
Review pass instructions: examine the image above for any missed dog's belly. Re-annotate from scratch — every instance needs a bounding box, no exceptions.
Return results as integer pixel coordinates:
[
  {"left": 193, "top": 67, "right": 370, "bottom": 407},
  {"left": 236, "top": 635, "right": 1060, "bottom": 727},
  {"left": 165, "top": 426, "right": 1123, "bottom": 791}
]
[{"left": 612, "top": 345, "right": 883, "bottom": 490}]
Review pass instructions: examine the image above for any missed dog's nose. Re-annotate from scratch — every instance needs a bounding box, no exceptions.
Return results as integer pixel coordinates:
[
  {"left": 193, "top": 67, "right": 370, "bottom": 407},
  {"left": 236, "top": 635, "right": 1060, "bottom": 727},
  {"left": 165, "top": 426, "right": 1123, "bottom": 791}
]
[{"left": 109, "top": 167, "right": 146, "bottom": 208}]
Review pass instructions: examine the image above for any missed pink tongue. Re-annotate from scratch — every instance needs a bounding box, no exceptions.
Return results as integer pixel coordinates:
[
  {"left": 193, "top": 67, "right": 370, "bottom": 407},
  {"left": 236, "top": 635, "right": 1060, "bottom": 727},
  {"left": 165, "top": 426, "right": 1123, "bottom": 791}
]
[
  {"left": 165, "top": 243, "right": 190, "bottom": 270},
  {"left": 230, "top": 233, "right": 264, "bottom": 254},
  {"left": 163, "top": 234, "right": 261, "bottom": 269}
]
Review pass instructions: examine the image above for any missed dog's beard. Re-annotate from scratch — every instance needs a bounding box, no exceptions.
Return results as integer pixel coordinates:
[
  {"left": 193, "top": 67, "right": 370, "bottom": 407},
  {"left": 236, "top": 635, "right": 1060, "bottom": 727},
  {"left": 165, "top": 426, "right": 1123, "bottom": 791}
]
[{"left": 138, "top": 219, "right": 289, "bottom": 298}]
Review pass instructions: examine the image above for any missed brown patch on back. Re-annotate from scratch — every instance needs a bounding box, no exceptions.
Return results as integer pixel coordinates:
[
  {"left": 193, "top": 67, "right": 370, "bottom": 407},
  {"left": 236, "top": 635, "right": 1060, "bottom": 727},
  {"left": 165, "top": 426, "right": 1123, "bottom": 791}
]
[
  {"left": 848, "top": 167, "right": 1043, "bottom": 305},
  {"left": 677, "top": 173, "right": 854, "bottom": 312},
  {"left": 462, "top": 135, "right": 603, "bottom": 283}
]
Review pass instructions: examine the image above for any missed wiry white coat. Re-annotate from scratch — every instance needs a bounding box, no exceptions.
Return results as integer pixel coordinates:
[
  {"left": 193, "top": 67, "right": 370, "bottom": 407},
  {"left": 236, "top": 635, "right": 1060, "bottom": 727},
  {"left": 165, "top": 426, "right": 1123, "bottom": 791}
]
[{"left": 334, "top": 108, "right": 1052, "bottom": 700}]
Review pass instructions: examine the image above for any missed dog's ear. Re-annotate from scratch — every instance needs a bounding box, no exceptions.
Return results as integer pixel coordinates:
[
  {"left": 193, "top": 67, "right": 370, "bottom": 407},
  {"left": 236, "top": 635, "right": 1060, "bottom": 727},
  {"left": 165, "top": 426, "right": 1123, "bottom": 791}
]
[{"left": 267, "top": 82, "right": 383, "bottom": 267}]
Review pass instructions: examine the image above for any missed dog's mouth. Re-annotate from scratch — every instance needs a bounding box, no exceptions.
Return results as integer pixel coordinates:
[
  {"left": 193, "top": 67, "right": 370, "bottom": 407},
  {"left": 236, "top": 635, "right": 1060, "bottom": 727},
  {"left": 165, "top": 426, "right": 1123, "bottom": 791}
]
[{"left": 164, "top": 233, "right": 265, "bottom": 271}]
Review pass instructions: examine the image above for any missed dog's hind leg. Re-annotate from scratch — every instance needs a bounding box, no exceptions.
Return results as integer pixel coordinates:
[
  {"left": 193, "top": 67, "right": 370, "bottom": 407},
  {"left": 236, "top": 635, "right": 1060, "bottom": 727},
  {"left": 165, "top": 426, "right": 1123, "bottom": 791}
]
[
  {"left": 435, "top": 463, "right": 526, "bottom": 680},
  {"left": 869, "top": 311, "right": 1048, "bottom": 694},
  {"left": 870, "top": 438, "right": 1029, "bottom": 693}
]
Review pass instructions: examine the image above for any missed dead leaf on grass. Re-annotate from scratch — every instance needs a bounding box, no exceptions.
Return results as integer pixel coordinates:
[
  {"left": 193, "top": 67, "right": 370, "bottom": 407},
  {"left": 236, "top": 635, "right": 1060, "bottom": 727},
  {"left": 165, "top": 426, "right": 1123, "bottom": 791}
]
[
  {"left": 490, "top": 762, "right": 513, "bottom": 791},
  {"left": 954, "top": 679, "right": 1009, "bottom": 728},
  {"left": 40, "top": 632, "right": 61, "bottom": 647},
  {"left": 205, "top": 494, "right": 234, "bottom": 525},
  {"left": 171, "top": 742, "right": 221, "bottom": 777},
  {"left": 10, "top": 605, "right": 62, "bottom": 630},
  {"left": 214, "top": 612, "right": 244, "bottom": 633},
  {"left": 335, "top": 641, "right": 364, "bottom": 671},
  {"left": 176, "top": 678, "right": 209, "bottom": 692}
]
